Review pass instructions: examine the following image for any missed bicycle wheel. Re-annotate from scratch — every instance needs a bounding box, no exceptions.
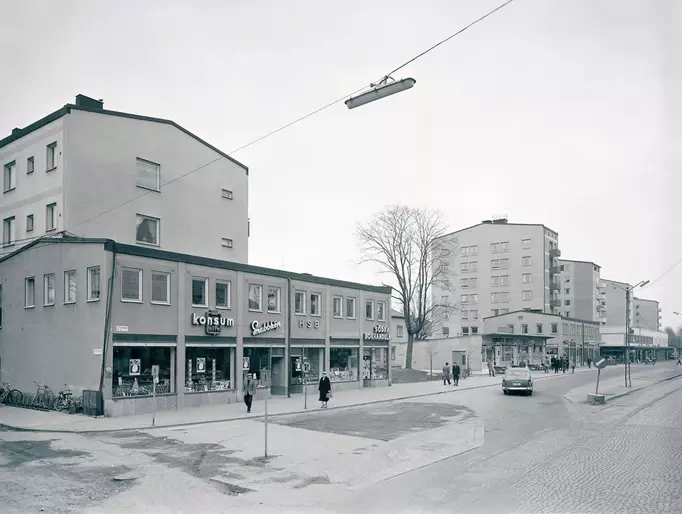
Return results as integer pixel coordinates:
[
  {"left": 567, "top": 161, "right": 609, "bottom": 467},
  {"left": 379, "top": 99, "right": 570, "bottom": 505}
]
[
  {"left": 7, "top": 390, "right": 22, "bottom": 406},
  {"left": 42, "top": 392, "right": 54, "bottom": 410}
]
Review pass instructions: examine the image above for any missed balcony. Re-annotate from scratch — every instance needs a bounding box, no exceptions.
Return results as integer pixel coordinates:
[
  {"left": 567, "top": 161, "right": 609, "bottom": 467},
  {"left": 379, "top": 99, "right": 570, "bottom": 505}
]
[
  {"left": 550, "top": 298, "right": 561, "bottom": 308},
  {"left": 550, "top": 280, "right": 561, "bottom": 291},
  {"left": 550, "top": 248, "right": 561, "bottom": 258},
  {"left": 550, "top": 265, "right": 560, "bottom": 274}
]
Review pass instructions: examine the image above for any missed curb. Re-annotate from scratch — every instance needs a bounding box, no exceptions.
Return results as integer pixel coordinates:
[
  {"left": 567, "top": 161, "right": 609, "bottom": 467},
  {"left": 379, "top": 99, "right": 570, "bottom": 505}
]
[
  {"left": 563, "top": 372, "right": 682, "bottom": 405},
  {"left": 0, "top": 369, "right": 594, "bottom": 435}
]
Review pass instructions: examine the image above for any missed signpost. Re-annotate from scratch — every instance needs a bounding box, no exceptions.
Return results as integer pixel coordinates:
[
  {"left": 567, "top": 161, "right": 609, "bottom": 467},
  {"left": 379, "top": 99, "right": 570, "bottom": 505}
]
[
  {"left": 302, "top": 360, "right": 311, "bottom": 410},
  {"left": 258, "top": 375, "right": 270, "bottom": 458},
  {"left": 151, "top": 365, "right": 159, "bottom": 427},
  {"left": 587, "top": 358, "right": 608, "bottom": 405}
]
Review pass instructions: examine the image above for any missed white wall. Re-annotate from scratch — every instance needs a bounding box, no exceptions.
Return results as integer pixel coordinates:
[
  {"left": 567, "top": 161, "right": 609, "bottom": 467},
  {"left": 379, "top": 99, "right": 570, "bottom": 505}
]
[{"left": 410, "top": 336, "right": 484, "bottom": 373}]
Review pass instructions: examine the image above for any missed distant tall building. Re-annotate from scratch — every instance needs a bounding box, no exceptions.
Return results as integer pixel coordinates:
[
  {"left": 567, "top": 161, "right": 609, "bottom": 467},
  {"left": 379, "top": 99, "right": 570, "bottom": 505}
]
[
  {"left": 432, "top": 218, "right": 561, "bottom": 338},
  {"left": 633, "top": 297, "right": 662, "bottom": 331},
  {"left": 557, "top": 259, "right": 606, "bottom": 323},
  {"left": 602, "top": 278, "right": 630, "bottom": 326}
]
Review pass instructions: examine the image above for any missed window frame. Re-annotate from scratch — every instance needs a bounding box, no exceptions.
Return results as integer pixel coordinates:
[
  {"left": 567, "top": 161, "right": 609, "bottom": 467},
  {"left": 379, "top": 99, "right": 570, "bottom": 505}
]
[
  {"left": 87, "top": 266, "right": 101, "bottom": 302},
  {"left": 522, "top": 273, "right": 532, "bottom": 283},
  {"left": 248, "top": 283, "right": 263, "bottom": 312},
  {"left": 121, "top": 267, "right": 143, "bottom": 303},
  {"left": 150, "top": 271, "right": 171, "bottom": 305},
  {"left": 135, "top": 214, "right": 160, "bottom": 246},
  {"left": 377, "top": 300, "right": 386, "bottom": 321},
  {"left": 221, "top": 189, "right": 234, "bottom": 200},
  {"left": 191, "top": 277, "right": 209, "bottom": 308},
  {"left": 2, "top": 216, "right": 15, "bottom": 247},
  {"left": 221, "top": 238, "right": 233, "bottom": 248},
  {"left": 332, "top": 295, "right": 343, "bottom": 318},
  {"left": 25, "top": 277, "right": 35, "bottom": 308},
  {"left": 135, "top": 157, "right": 160, "bottom": 192},
  {"left": 267, "top": 286, "right": 281, "bottom": 313},
  {"left": 294, "top": 290, "right": 306, "bottom": 315},
  {"left": 365, "top": 299, "right": 375, "bottom": 320},
  {"left": 522, "top": 255, "right": 532, "bottom": 266},
  {"left": 396, "top": 324, "right": 404, "bottom": 338},
  {"left": 346, "top": 297, "right": 356, "bottom": 319},
  {"left": 46, "top": 142, "right": 57, "bottom": 171},
  {"left": 3, "top": 161, "right": 16, "bottom": 192},
  {"left": 310, "top": 292, "right": 322, "bottom": 317},
  {"left": 64, "top": 269, "right": 77, "bottom": 304},
  {"left": 27, "top": 156, "right": 35, "bottom": 174},
  {"left": 521, "top": 290, "right": 533, "bottom": 301},
  {"left": 46, "top": 202, "right": 57, "bottom": 232},
  {"left": 43, "top": 273, "right": 56, "bottom": 306},
  {"left": 536, "top": 323, "right": 543, "bottom": 334},
  {"left": 215, "top": 280, "right": 231, "bottom": 309},
  {"left": 26, "top": 213, "right": 34, "bottom": 232}
]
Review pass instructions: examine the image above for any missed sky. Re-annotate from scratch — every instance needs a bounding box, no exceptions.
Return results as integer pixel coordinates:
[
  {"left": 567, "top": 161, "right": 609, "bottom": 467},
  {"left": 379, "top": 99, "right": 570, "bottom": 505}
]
[{"left": 1, "top": 0, "right": 680, "bottom": 328}]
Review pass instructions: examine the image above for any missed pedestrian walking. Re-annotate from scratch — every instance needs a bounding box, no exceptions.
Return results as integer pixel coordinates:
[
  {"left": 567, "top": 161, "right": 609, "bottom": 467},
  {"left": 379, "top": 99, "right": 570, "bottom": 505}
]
[
  {"left": 487, "top": 359, "right": 495, "bottom": 377},
  {"left": 243, "top": 373, "right": 256, "bottom": 413},
  {"left": 571, "top": 362, "right": 575, "bottom": 374},
  {"left": 318, "top": 372, "right": 332, "bottom": 408},
  {"left": 442, "top": 362, "right": 452, "bottom": 385},
  {"left": 676, "top": 357, "right": 681, "bottom": 366},
  {"left": 452, "top": 362, "right": 461, "bottom": 386}
]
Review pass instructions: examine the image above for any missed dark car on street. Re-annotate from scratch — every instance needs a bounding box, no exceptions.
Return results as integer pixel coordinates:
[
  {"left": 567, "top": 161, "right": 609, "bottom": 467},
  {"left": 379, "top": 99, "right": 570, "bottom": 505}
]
[{"left": 502, "top": 368, "right": 533, "bottom": 396}]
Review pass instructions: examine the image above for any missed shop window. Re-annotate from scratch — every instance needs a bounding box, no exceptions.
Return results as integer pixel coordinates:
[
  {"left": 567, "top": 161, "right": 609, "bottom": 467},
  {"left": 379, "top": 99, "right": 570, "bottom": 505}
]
[
  {"left": 151, "top": 271, "right": 170, "bottom": 304},
  {"left": 267, "top": 286, "right": 281, "bottom": 313},
  {"left": 64, "top": 270, "right": 76, "bottom": 304},
  {"left": 121, "top": 268, "right": 142, "bottom": 302},
  {"left": 43, "top": 273, "right": 56, "bottom": 306},
  {"left": 332, "top": 296, "right": 343, "bottom": 318},
  {"left": 25, "top": 277, "right": 35, "bottom": 308},
  {"left": 365, "top": 299, "right": 375, "bottom": 320},
  {"left": 310, "top": 293, "right": 321, "bottom": 316},
  {"left": 290, "top": 347, "right": 322, "bottom": 389},
  {"left": 216, "top": 281, "right": 231, "bottom": 309},
  {"left": 113, "top": 346, "right": 176, "bottom": 397},
  {"left": 329, "top": 348, "right": 359, "bottom": 383},
  {"left": 363, "top": 347, "right": 388, "bottom": 380},
  {"left": 294, "top": 290, "right": 306, "bottom": 314},
  {"left": 185, "top": 347, "right": 233, "bottom": 392},
  {"left": 248, "top": 284, "right": 263, "bottom": 311},
  {"left": 191, "top": 277, "right": 208, "bottom": 306},
  {"left": 377, "top": 301, "right": 386, "bottom": 321},
  {"left": 87, "top": 266, "right": 101, "bottom": 302},
  {"left": 243, "top": 347, "right": 271, "bottom": 384},
  {"left": 346, "top": 297, "right": 356, "bottom": 319}
]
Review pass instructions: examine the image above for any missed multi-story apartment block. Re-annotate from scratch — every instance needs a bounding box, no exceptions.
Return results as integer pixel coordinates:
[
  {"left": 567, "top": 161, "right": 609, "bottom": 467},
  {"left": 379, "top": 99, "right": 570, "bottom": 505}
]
[
  {"left": 1, "top": 94, "right": 249, "bottom": 262},
  {"left": 557, "top": 259, "right": 606, "bottom": 323},
  {"left": 433, "top": 218, "right": 561, "bottom": 338},
  {"left": 602, "top": 279, "right": 630, "bottom": 325},
  {"left": 633, "top": 297, "right": 662, "bottom": 331}
]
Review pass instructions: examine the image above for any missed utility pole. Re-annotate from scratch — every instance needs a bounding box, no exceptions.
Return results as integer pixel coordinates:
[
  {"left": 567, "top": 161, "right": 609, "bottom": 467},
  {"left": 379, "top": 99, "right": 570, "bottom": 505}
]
[{"left": 625, "top": 287, "right": 631, "bottom": 388}]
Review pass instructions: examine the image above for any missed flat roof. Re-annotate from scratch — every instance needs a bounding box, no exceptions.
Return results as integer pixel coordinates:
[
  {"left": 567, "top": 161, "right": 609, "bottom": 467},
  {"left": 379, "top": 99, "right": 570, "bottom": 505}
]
[
  {"left": 482, "top": 309, "right": 600, "bottom": 325},
  {"left": 436, "top": 221, "right": 558, "bottom": 241},
  {"left": 0, "top": 99, "right": 248, "bottom": 174},
  {"left": 0, "top": 235, "right": 390, "bottom": 294},
  {"left": 558, "top": 258, "right": 601, "bottom": 268}
]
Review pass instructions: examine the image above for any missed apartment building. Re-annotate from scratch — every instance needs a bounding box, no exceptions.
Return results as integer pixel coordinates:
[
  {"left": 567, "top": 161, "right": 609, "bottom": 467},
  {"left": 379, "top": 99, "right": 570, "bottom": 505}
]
[
  {"left": 633, "top": 297, "right": 662, "bottom": 331},
  {"left": 557, "top": 259, "right": 606, "bottom": 322},
  {"left": 602, "top": 278, "right": 631, "bottom": 325},
  {"left": 1, "top": 94, "right": 249, "bottom": 262},
  {"left": 432, "top": 218, "right": 561, "bottom": 338}
]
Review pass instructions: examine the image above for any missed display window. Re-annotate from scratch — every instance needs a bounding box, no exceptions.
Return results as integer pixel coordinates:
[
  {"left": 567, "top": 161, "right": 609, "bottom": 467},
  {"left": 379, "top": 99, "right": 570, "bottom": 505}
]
[
  {"left": 363, "top": 347, "right": 388, "bottom": 379},
  {"left": 185, "top": 347, "right": 234, "bottom": 392},
  {"left": 290, "top": 347, "right": 322, "bottom": 386},
  {"left": 113, "top": 346, "right": 176, "bottom": 397},
  {"left": 329, "top": 348, "right": 359, "bottom": 383}
]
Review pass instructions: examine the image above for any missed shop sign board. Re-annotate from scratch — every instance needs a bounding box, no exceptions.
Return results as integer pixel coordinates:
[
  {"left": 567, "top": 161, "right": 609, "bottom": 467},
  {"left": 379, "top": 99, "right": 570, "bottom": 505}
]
[
  {"left": 191, "top": 310, "right": 234, "bottom": 335},
  {"left": 363, "top": 324, "right": 390, "bottom": 341},
  {"left": 298, "top": 319, "right": 321, "bottom": 329},
  {"left": 129, "top": 359, "right": 141, "bottom": 376},
  {"left": 251, "top": 320, "right": 281, "bottom": 336},
  {"left": 242, "top": 357, "right": 250, "bottom": 370},
  {"left": 196, "top": 357, "right": 206, "bottom": 373}
]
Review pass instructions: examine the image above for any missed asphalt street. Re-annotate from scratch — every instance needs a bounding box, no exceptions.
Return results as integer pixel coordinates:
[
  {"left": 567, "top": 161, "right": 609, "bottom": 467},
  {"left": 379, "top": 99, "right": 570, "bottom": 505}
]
[{"left": 0, "top": 364, "right": 680, "bottom": 514}]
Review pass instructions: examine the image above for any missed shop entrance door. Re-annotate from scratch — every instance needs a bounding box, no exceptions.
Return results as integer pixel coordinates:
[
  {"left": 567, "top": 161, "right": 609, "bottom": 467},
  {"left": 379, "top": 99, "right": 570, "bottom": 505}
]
[{"left": 271, "top": 356, "right": 285, "bottom": 395}]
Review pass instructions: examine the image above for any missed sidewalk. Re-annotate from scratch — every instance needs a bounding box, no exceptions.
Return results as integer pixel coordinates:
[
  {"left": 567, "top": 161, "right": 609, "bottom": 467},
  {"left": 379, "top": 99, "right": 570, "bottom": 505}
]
[{"left": 0, "top": 367, "right": 594, "bottom": 433}]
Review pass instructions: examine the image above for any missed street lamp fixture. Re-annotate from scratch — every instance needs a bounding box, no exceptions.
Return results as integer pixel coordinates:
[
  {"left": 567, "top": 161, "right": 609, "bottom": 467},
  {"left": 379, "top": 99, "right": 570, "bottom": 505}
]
[
  {"left": 345, "top": 77, "right": 417, "bottom": 110},
  {"left": 623, "top": 279, "right": 649, "bottom": 388}
]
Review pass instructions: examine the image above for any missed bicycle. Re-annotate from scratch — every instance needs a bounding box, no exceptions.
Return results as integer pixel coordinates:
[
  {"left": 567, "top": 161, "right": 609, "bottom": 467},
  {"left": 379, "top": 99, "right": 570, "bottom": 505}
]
[
  {"left": 0, "top": 382, "right": 23, "bottom": 406},
  {"left": 53, "top": 384, "right": 77, "bottom": 413},
  {"left": 31, "top": 381, "right": 54, "bottom": 410}
]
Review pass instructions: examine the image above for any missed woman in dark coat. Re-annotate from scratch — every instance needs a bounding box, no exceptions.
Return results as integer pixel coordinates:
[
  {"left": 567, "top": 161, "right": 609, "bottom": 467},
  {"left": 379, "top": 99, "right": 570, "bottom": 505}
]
[{"left": 318, "top": 372, "right": 331, "bottom": 408}]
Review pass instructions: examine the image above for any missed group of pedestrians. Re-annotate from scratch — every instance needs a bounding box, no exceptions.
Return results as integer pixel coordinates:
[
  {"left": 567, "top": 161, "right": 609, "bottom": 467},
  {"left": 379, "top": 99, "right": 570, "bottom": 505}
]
[
  {"left": 442, "top": 362, "right": 462, "bottom": 386},
  {"left": 550, "top": 356, "right": 575, "bottom": 374}
]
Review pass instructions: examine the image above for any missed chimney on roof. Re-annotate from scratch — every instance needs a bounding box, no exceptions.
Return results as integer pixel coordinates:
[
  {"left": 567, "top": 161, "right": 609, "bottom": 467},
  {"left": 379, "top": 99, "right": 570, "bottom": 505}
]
[
  {"left": 75, "top": 94, "right": 104, "bottom": 110},
  {"left": 12, "top": 128, "right": 20, "bottom": 135}
]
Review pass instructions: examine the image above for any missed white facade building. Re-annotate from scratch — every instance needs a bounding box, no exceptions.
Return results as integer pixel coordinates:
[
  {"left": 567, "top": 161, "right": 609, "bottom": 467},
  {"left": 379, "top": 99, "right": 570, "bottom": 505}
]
[
  {"left": 1, "top": 94, "right": 250, "bottom": 262},
  {"left": 558, "top": 259, "right": 606, "bottom": 323}
]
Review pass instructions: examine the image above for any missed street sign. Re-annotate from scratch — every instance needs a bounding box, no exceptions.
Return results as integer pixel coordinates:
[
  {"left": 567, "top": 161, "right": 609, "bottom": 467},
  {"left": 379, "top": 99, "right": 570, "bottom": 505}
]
[{"left": 302, "top": 361, "right": 311, "bottom": 373}]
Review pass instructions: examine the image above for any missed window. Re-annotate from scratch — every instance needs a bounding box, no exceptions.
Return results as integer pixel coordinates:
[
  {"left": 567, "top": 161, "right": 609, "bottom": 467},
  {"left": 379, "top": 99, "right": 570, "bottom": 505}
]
[
  {"left": 499, "top": 258, "right": 509, "bottom": 269},
  {"left": 391, "top": 346, "right": 396, "bottom": 361},
  {"left": 491, "top": 243, "right": 498, "bottom": 253},
  {"left": 499, "top": 241, "right": 509, "bottom": 252},
  {"left": 26, "top": 214, "right": 34, "bottom": 232},
  {"left": 461, "top": 262, "right": 469, "bottom": 272},
  {"left": 25, "top": 277, "right": 35, "bottom": 308},
  {"left": 500, "top": 308, "right": 509, "bottom": 314},
  {"left": 87, "top": 266, "right": 100, "bottom": 301},
  {"left": 462, "top": 327, "right": 470, "bottom": 335},
  {"left": 333, "top": 295, "right": 343, "bottom": 317},
  {"left": 491, "top": 292, "right": 500, "bottom": 303},
  {"left": 215, "top": 281, "right": 231, "bottom": 309},
  {"left": 3, "top": 216, "right": 15, "bottom": 246},
  {"left": 522, "top": 238, "right": 531, "bottom": 248},
  {"left": 43, "top": 273, "right": 56, "bottom": 306},
  {"left": 500, "top": 292, "right": 510, "bottom": 302},
  {"left": 491, "top": 309, "right": 499, "bottom": 316},
  {"left": 294, "top": 291, "right": 306, "bottom": 314},
  {"left": 461, "top": 246, "right": 469, "bottom": 256},
  {"left": 186, "top": 347, "right": 234, "bottom": 392},
  {"left": 522, "top": 273, "right": 532, "bottom": 283},
  {"left": 491, "top": 275, "right": 500, "bottom": 286},
  {"left": 64, "top": 270, "right": 77, "bottom": 303},
  {"left": 46, "top": 202, "right": 57, "bottom": 231},
  {"left": 267, "top": 286, "right": 281, "bottom": 313},
  {"left": 221, "top": 189, "right": 233, "bottom": 199},
  {"left": 136, "top": 214, "right": 159, "bottom": 245},
  {"left": 136, "top": 158, "right": 160, "bottom": 191},
  {"left": 469, "top": 245, "right": 478, "bottom": 255},
  {"left": 471, "top": 326, "right": 479, "bottom": 334},
  {"left": 521, "top": 324, "right": 528, "bottom": 334},
  {"left": 365, "top": 299, "right": 374, "bottom": 320},
  {"left": 470, "top": 277, "right": 478, "bottom": 288},
  {"left": 461, "top": 310, "right": 469, "bottom": 320},
  {"left": 522, "top": 290, "right": 532, "bottom": 301},
  {"left": 500, "top": 275, "right": 510, "bottom": 286},
  {"left": 491, "top": 259, "right": 500, "bottom": 270},
  {"left": 536, "top": 323, "right": 543, "bottom": 334},
  {"left": 522, "top": 256, "right": 532, "bottom": 266},
  {"left": 377, "top": 301, "right": 386, "bottom": 321},
  {"left": 122, "top": 268, "right": 143, "bottom": 302},
  {"left": 248, "top": 284, "right": 263, "bottom": 311},
  {"left": 221, "top": 238, "right": 233, "bottom": 248},
  {"left": 460, "top": 278, "right": 468, "bottom": 288},
  {"left": 113, "top": 346, "right": 176, "bottom": 397},
  {"left": 471, "top": 310, "right": 479, "bottom": 320},
  {"left": 346, "top": 297, "right": 356, "bottom": 319},
  {"left": 461, "top": 294, "right": 469, "bottom": 303},
  {"left": 560, "top": 265, "right": 565, "bottom": 272},
  {"left": 151, "top": 272, "right": 170, "bottom": 304},
  {"left": 470, "top": 293, "right": 478, "bottom": 303},
  {"left": 3, "top": 161, "right": 16, "bottom": 192},
  {"left": 442, "top": 327, "right": 450, "bottom": 336},
  {"left": 565, "top": 288, "right": 570, "bottom": 294},
  {"left": 27, "top": 156, "right": 34, "bottom": 174},
  {"left": 564, "top": 299, "right": 571, "bottom": 306},
  {"left": 396, "top": 325, "right": 404, "bottom": 338},
  {"left": 440, "top": 295, "right": 449, "bottom": 306},
  {"left": 46, "top": 142, "right": 57, "bottom": 170},
  {"left": 330, "top": 348, "right": 359, "bottom": 382}
]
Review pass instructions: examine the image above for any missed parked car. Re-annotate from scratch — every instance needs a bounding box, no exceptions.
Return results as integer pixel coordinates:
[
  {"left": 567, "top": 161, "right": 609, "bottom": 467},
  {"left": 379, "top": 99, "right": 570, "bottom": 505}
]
[{"left": 502, "top": 368, "right": 533, "bottom": 396}]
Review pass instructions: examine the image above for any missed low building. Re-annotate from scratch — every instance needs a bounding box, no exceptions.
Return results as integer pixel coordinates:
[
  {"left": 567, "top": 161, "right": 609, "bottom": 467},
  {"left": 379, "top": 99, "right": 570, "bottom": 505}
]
[
  {"left": 600, "top": 325, "right": 670, "bottom": 361},
  {"left": 390, "top": 309, "right": 407, "bottom": 367},
  {"left": 0, "top": 236, "right": 392, "bottom": 417}
]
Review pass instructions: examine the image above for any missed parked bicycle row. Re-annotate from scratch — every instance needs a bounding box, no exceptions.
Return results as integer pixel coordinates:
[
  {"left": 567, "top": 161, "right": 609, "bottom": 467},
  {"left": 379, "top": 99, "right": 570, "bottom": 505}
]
[{"left": 0, "top": 381, "right": 83, "bottom": 414}]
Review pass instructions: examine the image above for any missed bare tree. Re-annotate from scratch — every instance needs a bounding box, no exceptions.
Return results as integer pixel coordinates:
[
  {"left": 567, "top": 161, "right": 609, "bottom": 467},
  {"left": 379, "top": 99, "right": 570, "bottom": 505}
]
[{"left": 357, "top": 205, "right": 457, "bottom": 369}]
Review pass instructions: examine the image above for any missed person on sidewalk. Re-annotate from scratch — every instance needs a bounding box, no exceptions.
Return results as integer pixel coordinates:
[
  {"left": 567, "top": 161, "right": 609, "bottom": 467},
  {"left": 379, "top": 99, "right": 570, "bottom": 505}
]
[
  {"left": 487, "top": 359, "right": 495, "bottom": 377},
  {"left": 452, "top": 362, "right": 461, "bottom": 386},
  {"left": 319, "top": 372, "right": 332, "bottom": 408},
  {"left": 677, "top": 357, "right": 681, "bottom": 366},
  {"left": 244, "top": 373, "right": 256, "bottom": 413},
  {"left": 442, "top": 363, "right": 452, "bottom": 385},
  {"left": 571, "top": 361, "right": 575, "bottom": 374}
]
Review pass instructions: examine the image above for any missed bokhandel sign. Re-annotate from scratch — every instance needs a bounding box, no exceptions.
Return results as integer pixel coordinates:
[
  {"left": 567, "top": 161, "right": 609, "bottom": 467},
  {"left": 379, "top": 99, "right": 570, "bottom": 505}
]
[
  {"left": 364, "top": 324, "right": 390, "bottom": 341},
  {"left": 251, "top": 320, "right": 281, "bottom": 336},
  {"left": 191, "top": 311, "right": 234, "bottom": 336}
]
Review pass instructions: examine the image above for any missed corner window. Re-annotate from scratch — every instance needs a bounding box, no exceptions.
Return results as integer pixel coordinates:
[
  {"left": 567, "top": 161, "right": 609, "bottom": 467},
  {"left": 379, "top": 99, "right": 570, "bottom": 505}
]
[
  {"left": 27, "top": 156, "right": 35, "bottom": 174},
  {"left": 151, "top": 271, "right": 171, "bottom": 304},
  {"left": 64, "top": 270, "right": 77, "bottom": 304},
  {"left": 294, "top": 290, "right": 306, "bottom": 314},
  {"left": 221, "top": 189, "right": 233, "bottom": 199},
  {"left": 87, "top": 266, "right": 101, "bottom": 301},
  {"left": 26, "top": 214, "right": 34, "bottom": 232},
  {"left": 46, "top": 203, "right": 57, "bottom": 231},
  {"left": 310, "top": 293, "right": 322, "bottom": 316},
  {"left": 121, "top": 268, "right": 142, "bottom": 302},
  {"left": 2, "top": 216, "right": 15, "bottom": 246},
  {"left": 267, "top": 286, "right": 281, "bottom": 313},
  {"left": 215, "top": 281, "right": 231, "bottom": 309},
  {"left": 192, "top": 278, "right": 208, "bottom": 307},
  {"left": 365, "top": 299, "right": 374, "bottom": 320},
  {"left": 377, "top": 301, "right": 386, "bottom": 321},
  {"left": 25, "top": 277, "right": 35, "bottom": 308},
  {"left": 248, "top": 284, "right": 263, "bottom": 311},
  {"left": 346, "top": 297, "right": 356, "bottom": 319},
  {"left": 3, "top": 161, "right": 16, "bottom": 192},
  {"left": 332, "top": 295, "right": 343, "bottom": 317},
  {"left": 136, "top": 158, "right": 160, "bottom": 191},
  {"left": 43, "top": 273, "right": 56, "bottom": 306},
  {"left": 136, "top": 214, "right": 159, "bottom": 245},
  {"left": 46, "top": 142, "right": 57, "bottom": 171}
]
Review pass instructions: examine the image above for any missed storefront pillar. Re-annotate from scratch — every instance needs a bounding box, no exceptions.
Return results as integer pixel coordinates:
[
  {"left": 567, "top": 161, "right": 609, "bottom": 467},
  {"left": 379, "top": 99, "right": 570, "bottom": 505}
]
[{"left": 175, "top": 262, "right": 187, "bottom": 410}]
